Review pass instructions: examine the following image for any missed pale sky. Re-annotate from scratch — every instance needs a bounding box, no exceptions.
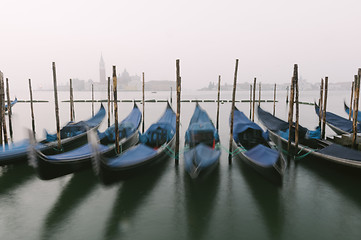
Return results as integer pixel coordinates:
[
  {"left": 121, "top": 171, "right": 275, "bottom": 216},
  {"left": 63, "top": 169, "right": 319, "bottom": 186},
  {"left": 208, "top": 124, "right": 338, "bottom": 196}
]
[{"left": 0, "top": 0, "right": 360, "bottom": 92}]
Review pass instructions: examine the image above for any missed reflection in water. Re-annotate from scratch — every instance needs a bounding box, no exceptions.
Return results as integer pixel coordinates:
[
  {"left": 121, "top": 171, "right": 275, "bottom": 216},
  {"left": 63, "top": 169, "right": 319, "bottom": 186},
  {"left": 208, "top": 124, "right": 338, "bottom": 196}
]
[
  {"left": 104, "top": 159, "right": 170, "bottom": 240},
  {"left": 236, "top": 159, "right": 284, "bottom": 240},
  {"left": 41, "top": 170, "right": 98, "bottom": 240},
  {"left": 300, "top": 157, "right": 361, "bottom": 209},
  {"left": 0, "top": 164, "right": 35, "bottom": 196},
  {"left": 184, "top": 166, "right": 220, "bottom": 240}
]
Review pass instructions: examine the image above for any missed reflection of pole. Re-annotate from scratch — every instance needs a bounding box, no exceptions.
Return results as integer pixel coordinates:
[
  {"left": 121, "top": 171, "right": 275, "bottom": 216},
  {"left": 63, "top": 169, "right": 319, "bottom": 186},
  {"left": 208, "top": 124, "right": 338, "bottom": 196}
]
[
  {"left": 113, "top": 66, "right": 119, "bottom": 154},
  {"left": 6, "top": 78, "right": 13, "bottom": 142},
  {"left": 321, "top": 77, "right": 328, "bottom": 140},
  {"left": 228, "top": 59, "right": 239, "bottom": 164},
  {"left": 142, "top": 72, "right": 145, "bottom": 133},
  {"left": 52, "top": 62, "right": 61, "bottom": 150},
  {"left": 29, "top": 79, "right": 36, "bottom": 137},
  {"left": 107, "top": 77, "right": 110, "bottom": 127},
  {"left": 175, "top": 59, "right": 181, "bottom": 165},
  {"left": 216, "top": 75, "right": 221, "bottom": 131}
]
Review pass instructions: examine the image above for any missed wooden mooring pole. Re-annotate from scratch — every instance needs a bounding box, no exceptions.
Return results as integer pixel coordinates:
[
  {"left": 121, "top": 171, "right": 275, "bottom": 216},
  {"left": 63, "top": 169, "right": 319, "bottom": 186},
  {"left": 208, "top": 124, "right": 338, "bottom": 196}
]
[
  {"left": 113, "top": 66, "right": 120, "bottom": 154},
  {"left": 216, "top": 75, "right": 221, "bottom": 131},
  {"left": 0, "top": 75, "right": 7, "bottom": 145},
  {"left": 6, "top": 78, "right": 13, "bottom": 142},
  {"left": 91, "top": 84, "right": 94, "bottom": 117},
  {"left": 258, "top": 82, "right": 261, "bottom": 106},
  {"left": 142, "top": 72, "right": 145, "bottom": 133},
  {"left": 287, "top": 74, "right": 295, "bottom": 159},
  {"left": 252, "top": 78, "right": 256, "bottom": 122},
  {"left": 286, "top": 86, "right": 289, "bottom": 104},
  {"left": 175, "top": 59, "right": 181, "bottom": 165},
  {"left": 107, "top": 77, "right": 111, "bottom": 127},
  {"left": 52, "top": 62, "right": 61, "bottom": 150},
  {"left": 321, "top": 77, "right": 328, "bottom": 140},
  {"left": 319, "top": 78, "right": 324, "bottom": 127},
  {"left": 228, "top": 59, "right": 239, "bottom": 164},
  {"left": 294, "top": 66, "right": 299, "bottom": 150},
  {"left": 273, "top": 83, "right": 276, "bottom": 116},
  {"left": 0, "top": 72, "right": 3, "bottom": 146},
  {"left": 352, "top": 71, "right": 360, "bottom": 149},
  {"left": 29, "top": 79, "right": 36, "bottom": 137},
  {"left": 70, "top": 79, "right": 74, "bottom": 122},
  {"left": 249, "top": 84, "right": 252, "bottom": 119},
  {"left": 349, "top": 80, "right": 354, "bottom": 120}
]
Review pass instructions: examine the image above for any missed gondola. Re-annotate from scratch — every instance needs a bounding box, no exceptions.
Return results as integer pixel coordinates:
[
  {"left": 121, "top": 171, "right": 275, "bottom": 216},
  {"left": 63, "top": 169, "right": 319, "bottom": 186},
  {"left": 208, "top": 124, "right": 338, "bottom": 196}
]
[
  {"left": 0, "top": 104, "right": 106, "bottom": 166},
  {"left": 91, "top": 102, "right": 176, "bottom": 184},
  {"left": 257, "top": 106, "right": 361, "bottom": 169},
  {"left": 5, "top": 97, "right": 17, "bottom": 112},
  {"left": 344, "top": 102, "right": 361, "bottom": 121},
  {"left": 29, "top": 103, "right": 141, "bottom": 180},
  {"left": 314, "top": 104, "right": 359, "bottom": 135},
  {"left": 231, "top": 107, "right": 285, "bottom": 183},
  {"left": 184, "top": 103, "right": 221, "bottom": 178}
]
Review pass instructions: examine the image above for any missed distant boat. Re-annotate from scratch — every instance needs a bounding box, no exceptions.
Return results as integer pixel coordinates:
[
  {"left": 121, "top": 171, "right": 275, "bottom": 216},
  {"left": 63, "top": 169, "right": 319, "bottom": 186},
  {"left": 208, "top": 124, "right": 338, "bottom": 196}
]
[
  {"left": 1, "top": 104, "right": 105, "bottom": 167},
  {"left": 258, "top": 106, "right": 361, "bottom": 169},
  {"left": 91, "top": 102, "right": 176, "bottom": 184},
  {"left": 29, "top": 103, "right": 141, "bottom": 180},
  {"left": 231, "top": 107, "right": 285, "bottom": 183},
  {"left": 184, "top": 103, "right": 221, "bottom": 178}
]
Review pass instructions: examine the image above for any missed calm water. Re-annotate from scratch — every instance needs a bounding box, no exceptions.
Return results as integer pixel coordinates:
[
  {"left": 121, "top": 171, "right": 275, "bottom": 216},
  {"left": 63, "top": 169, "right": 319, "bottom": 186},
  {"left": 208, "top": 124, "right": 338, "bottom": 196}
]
[{"left": 0, "top": 89, "right": 361, "bottom": 240}]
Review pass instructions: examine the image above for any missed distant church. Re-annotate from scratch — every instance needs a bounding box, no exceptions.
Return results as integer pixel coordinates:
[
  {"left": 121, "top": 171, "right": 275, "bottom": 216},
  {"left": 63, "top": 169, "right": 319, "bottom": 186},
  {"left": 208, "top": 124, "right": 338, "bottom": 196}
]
[{"left": 99, "top": 55, "right": 141, "bottom": 90}]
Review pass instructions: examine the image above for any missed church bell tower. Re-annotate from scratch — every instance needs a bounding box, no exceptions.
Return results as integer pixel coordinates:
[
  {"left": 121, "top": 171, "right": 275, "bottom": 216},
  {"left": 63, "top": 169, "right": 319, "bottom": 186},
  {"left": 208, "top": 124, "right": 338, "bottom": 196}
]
[{"left": 99, "top": 54, "right": 106, "bottom": 83}]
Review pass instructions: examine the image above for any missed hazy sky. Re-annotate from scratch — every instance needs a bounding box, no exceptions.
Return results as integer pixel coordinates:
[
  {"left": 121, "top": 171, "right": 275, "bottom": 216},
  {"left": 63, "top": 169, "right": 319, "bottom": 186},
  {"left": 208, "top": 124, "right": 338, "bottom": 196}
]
[{"left": 1, "top": 0, "right": 360, "bottom": 92}]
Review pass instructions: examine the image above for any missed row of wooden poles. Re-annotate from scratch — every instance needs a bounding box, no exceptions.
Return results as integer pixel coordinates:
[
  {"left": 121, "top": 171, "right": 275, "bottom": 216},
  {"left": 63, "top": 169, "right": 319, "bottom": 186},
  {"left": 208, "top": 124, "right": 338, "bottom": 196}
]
[{"left": 0, "top": 72, "right": 13, "bottom": 145}]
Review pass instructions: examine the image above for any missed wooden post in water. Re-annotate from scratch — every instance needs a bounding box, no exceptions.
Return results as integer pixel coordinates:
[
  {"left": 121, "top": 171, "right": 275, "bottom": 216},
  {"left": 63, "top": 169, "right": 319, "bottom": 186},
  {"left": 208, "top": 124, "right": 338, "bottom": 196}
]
[
  {"left": 352, "top": 71, "right": 361, "bottom": 149},
  {"left": 349, "top": 81, "right": 354, "bottom": 120},
  {"left": 170, "top": 87, "right": 173, "bottom": 105},
  {"left": 175, "top": 59, "right": 181, "bottom": 165},
  {"left": 52, "top": 62, "right": 61, "bottom": 150},
  {"left": 107, "top": 77, "right": 111, "bottom": 127},
  {"left": 258, "top": 82, "right": 261, "bottom": 106},
  {"left": 294, "top": 65, "right": 299, "bottom": 150},
  {"left": 228, "top": 59, "right": 239, "bottom": 164},
  {"left": 252, "top": 78, "right": 256, "bottom": 122},
  {"left": 0, "top": 72, "right": 3, "bottom": 146},
  {"left": 273, "top": 83, "right": 276, "bottom": 116},
  {"left": 286, "top": 86, "right": 289, "bottom": 104},
  {"left": 111, "top": 85, "right": 114, "bottom": 115},
  {"left": 142, "top": 72, "right": 145, "bottom": 133},
  {"left": 70, "top": 79, "right": 74, "bottom": 122},
  {"left": 113, "top": 66, "right": 120, "bottom": 154},
  {"left": 321, "top": 77, "right": 328, "bottom": 140},
  {"left": 319, "top": 79, "right": 324, "bottom": 127},
  {"left": 91, "top": 83, "right": 94, "bottom": 117},
  {"left": 29, "top": 79, "right": 36, "bottom": 137},
  {"left": 216, "top": 75, "right": 221, "bottom": 131},
  {"left": 249, "top": 84, "right": 252, "bottom": 119},
  {"left": 6, "top": 78, "right": 13, "bottom": 142},
  {"left": 0, "top": 75, "right": 7, "bottom": 145},
  {"left": 287, "top": 75, "right": 295, "bottom": 159}
]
